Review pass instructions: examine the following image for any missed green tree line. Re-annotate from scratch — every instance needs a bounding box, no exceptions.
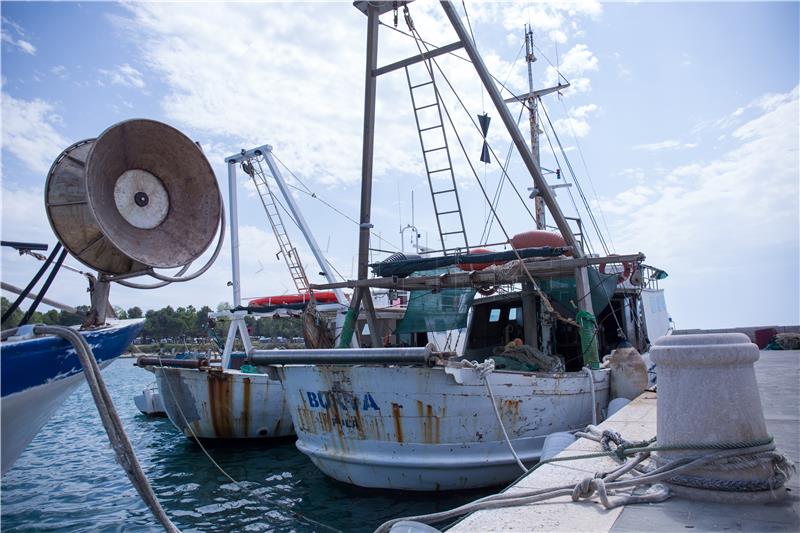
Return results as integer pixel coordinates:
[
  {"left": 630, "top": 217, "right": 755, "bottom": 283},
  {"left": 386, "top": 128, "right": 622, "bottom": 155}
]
[{"left": 1, "top": 297, "right": 302, "bottom": 340}]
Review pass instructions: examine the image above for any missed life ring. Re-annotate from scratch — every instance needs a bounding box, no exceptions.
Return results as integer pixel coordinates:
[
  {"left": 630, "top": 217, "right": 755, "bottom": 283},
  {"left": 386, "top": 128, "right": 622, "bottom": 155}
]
[
  {"left": 600, "top": 258, "right": 632, "bottom": 284},
  {"left": 478, "top": 285, "right": 497, "bottom": 296}
]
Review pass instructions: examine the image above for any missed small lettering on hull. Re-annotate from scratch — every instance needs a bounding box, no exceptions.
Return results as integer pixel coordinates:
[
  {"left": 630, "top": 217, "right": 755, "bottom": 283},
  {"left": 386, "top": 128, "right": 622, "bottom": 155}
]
[{"left": 305, "top": 390, "right": 380, "bottom": 411}]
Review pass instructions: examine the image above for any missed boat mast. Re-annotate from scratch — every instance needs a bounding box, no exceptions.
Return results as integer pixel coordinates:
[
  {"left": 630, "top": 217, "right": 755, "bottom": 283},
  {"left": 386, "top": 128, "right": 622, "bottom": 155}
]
[
  {"left": 440, "top": 0, "right": 594, "bottom": 317},
  {"left": 349, "top": 1, "right": 383, "bottom": 345},
  {"left": 525, "top": 26, "right": 545, "bottom": 231}
]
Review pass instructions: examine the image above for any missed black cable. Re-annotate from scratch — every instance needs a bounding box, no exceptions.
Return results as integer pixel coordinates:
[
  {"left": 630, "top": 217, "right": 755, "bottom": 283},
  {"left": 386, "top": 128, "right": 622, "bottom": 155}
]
[
  {"left": 2, "top": 242, "right": 62, "bottom": 324},
  {"left": 19, "top": 248, "right": 68, "bottom": 326}
]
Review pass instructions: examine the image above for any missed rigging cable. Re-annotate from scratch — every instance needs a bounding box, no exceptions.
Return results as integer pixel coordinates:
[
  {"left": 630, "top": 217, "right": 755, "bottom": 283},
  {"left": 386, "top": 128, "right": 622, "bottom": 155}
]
[
  {"left": 536, "top": 104, "right": 599, "bottom": 256},
  {"left": 539, "top": 99, "right": 611, "bottom": 255},
  {"left": 557, "top": 99, "right": 617, "bottom": 253},
  {"left": 404, "top": 12, "right": 576, "bottom": 327},
  {"left": 270, "top": 152, "right": 403, "bottom": 252}
]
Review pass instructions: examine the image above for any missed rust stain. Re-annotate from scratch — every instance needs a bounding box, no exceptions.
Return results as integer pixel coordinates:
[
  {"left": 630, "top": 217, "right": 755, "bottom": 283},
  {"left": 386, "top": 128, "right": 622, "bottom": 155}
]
[
  {"left": 207, "top": 372, "right": 233, "bottom": 437},
  {"left": 434, "top": 410, "right": 441, "bottom": 444},
  {"left": 391, "top": 402, "right": 404, "bottom": 443},
  {"left": 242, "top": 377, "right": 251, "bottom": 437},
  {"left": 501, "top": 399, "right": 522, "bottom": 429}
]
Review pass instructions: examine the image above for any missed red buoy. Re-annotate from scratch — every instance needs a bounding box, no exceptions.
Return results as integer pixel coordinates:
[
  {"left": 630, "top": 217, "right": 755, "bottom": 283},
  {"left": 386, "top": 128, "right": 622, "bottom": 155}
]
[
  {"left": 509, "top": 230, "right": 569, "bottom": 255},
  {"left": 249, "top": 291, "right": 339, "bottom": 307}
]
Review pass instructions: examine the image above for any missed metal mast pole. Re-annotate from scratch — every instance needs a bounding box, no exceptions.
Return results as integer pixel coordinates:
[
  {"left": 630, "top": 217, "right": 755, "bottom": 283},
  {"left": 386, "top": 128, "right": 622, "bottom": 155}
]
[
  {"left": 440, "top": 0, "right": 593, "bottom": 316},
  {"left": 349, "top": 2, "right": 382, "bottom": 344},
  {"left": 227, "top": 161, "right": 241, "bottom": 307},
  {"left": 525, "top": 25, "right": 546, "bottom": 230}
]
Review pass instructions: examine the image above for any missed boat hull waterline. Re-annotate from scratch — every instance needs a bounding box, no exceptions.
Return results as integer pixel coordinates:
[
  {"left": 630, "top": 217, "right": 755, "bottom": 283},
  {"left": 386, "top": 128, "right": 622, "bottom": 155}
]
[
  {"left": 1, "top": 319, "right": 145, "bottom": 474},
  {"left": 155, "top": 366, "right": 295, "bottom": 439},
  {"left": 278, "top": 364, "right": 609, "bottom": 491}
]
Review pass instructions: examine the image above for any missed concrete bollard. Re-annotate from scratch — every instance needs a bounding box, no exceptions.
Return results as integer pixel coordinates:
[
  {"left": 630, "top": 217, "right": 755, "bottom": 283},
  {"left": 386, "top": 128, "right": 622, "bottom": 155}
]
[{"left": 650, "top": 333, "right": 786, "bottom": 502}]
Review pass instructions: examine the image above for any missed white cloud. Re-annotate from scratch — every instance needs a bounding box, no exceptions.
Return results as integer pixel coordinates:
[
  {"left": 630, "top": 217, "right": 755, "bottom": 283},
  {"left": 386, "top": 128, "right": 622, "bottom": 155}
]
[
  {"left": 543, "top": 44, "right": 598, "bottom": 96},
  {"left": 601, "top": 86, "right": 799, "bottom": 325},
  {"left": 1, "top": 17, "right": 36, "bottom": 55},
  {"left": 15, "top": 39, "right": 36, "bottom": 55},
  {"left": 551, "top": 102, "right": 599, "bottom": 138},
  {"left": 100, "top": 63, "right": 146, "bottom": 89},
  {"left": 1, "top": 93, "right": 68, "bottom": 174},
  {"left": 50, "top": 65, "right": 67, "bottom": 79},
  {"left": 633, "top": 139, "right": 698, "bottom": 151}
]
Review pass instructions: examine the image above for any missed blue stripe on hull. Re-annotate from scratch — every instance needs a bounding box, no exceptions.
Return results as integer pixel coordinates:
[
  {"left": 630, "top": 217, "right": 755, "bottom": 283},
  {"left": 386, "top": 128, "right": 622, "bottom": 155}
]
[{"left": 1, "top": 319, "right": 144, "bottom": 397}]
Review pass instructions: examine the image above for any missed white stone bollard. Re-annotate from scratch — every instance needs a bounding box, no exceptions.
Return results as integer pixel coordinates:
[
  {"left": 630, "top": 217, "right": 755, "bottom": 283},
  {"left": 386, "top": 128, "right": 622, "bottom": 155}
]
[{"left": 650, "top": 333, "right": 786, "bottom": 502}]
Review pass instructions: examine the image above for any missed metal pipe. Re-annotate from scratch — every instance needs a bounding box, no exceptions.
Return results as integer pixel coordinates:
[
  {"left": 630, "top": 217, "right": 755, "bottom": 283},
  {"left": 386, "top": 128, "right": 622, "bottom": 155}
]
[
  {"left": 248, "top": 346, "right": 434, "bottom": 365},
  {"left": 349, "top": 2, "right": 383, "bottom": 344},
  {"left": 227, "top": 161, "right": 241, "bottom": 307},
  {"left": 1, "top": 281, "right": 79, "bottom": 315},
  {"left": 136, "top": 357, "right": 209, "bottom": 369}
]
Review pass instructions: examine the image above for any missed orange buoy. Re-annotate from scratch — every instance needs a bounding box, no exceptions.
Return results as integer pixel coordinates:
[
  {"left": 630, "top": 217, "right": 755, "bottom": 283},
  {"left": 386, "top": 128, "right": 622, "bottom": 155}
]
[
  {"left": 249, "top": 291, "right": 339, "bottom": 307},
  {"left": 509, "top": 230, "right": 569, "bottom": 256}
]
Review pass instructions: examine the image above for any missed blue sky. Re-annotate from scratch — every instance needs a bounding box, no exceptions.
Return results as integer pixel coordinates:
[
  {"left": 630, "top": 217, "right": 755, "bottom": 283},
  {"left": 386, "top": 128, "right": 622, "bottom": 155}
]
[{"left": 2, "top": 1, "right": 798, "bottom": 330}]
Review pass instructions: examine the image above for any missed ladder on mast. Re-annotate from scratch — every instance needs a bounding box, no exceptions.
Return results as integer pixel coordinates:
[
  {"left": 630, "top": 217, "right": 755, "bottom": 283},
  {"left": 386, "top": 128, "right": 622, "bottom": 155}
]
[
  {"left": 241, "top": 158, "right": 310, "bottom": 294},
  {"left": 405, "top": 62, "right": 469, "bottom": 255}
]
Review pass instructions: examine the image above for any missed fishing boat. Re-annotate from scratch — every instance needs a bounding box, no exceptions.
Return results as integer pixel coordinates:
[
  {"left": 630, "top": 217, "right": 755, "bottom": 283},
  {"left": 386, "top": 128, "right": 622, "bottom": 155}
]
[
  {"left": 146, "top": 144, "right": 355, "bottom": 440},
  {"left": 264, "top": 0, "right": 670, "bottom": 490}
]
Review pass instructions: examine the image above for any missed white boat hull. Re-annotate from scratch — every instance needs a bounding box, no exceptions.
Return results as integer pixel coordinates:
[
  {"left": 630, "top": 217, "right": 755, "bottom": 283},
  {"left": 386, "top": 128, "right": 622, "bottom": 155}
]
[
  {"left": 134, "top": 383, "right": 165, "bottom": 416},
  {"left": 154, "top": 367, "right": 295, "bottom": 439},
  {"left": 278, "top": 364, "right": 609, "bottom": 490}
]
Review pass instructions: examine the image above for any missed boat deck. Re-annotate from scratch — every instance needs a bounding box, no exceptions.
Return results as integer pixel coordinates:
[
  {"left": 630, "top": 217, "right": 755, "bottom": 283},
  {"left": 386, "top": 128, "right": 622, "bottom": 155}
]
[{"left": 450, "top": 350, "right": 800, "bottom": 532}]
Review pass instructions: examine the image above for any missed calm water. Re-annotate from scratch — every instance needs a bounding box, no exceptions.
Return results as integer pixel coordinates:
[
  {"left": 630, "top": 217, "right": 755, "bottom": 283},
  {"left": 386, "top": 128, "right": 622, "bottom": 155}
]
[{"left": 1, "top": 359, "right": 494, "bottom": 532}]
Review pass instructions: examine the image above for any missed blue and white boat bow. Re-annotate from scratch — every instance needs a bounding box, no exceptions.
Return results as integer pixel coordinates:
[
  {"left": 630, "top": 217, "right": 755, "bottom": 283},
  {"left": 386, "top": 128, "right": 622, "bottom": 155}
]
[{"left": 1, "top": 318, "right": 144, "bottom": 474}]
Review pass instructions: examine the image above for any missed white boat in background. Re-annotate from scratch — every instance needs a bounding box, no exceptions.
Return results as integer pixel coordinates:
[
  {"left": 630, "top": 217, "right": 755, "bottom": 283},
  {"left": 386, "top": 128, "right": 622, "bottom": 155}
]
[{"left": 134, "top": 381, "right": 166, "bottom": 416}]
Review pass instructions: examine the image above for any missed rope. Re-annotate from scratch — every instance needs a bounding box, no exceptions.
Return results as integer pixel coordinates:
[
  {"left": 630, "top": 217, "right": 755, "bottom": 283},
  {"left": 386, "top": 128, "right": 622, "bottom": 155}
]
[
  {"left": 373, "top": 432, "right": 791, "bottom": 533},
  {"left": 33, "top": 325, "right": 179, "bottom": 532},
  {"left": 155, "top": 360, "right": 341, "bottom": 533},
  {"left": 460, "top": 359, "right": 528, "bottom": 474}
]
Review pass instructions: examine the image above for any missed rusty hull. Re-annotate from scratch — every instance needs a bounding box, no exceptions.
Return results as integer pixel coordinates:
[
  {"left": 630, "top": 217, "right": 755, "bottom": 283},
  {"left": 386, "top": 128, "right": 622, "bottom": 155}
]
[
  {"left": 155, "top": 367, "right": 294, "bottom": 439},
  {"left": 278, "top": 365, "right": 609, "bottom": 490}
]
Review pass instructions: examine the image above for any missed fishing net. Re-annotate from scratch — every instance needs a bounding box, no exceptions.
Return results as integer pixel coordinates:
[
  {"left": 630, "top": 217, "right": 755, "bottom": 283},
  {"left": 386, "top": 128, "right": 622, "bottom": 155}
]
[
  {"left": 537, "top": 266, "right": 618, "bottom": 316},
  {"left": 395, "top": 268, "right": 477, "bottom": 334}
]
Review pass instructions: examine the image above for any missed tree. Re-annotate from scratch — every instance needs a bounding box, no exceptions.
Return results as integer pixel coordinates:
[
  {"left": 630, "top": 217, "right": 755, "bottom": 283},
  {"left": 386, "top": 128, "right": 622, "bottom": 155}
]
[{"left": 127, "top": 306, "right": 143, "bottom": 319}]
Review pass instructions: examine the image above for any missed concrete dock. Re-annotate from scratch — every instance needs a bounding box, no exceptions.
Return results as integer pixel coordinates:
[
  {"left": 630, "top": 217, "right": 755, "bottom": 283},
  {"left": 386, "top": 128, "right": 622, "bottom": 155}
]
[{"left": 451, "top": 350, "right": 799, "bottom": 532}]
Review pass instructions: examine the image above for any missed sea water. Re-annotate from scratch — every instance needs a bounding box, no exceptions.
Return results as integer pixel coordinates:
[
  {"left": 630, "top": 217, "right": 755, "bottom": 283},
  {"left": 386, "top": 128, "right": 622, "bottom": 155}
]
[{"left": 1, "top": 359, "right": 494, "bottom": 532}]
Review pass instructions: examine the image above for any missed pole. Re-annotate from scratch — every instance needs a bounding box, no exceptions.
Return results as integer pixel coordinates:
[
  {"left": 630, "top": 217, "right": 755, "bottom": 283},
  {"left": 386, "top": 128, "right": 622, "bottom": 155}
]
[
  {"left": 440, "top": 1, "right": 593, "bottom": 317},
  {"left": 349, "top": 2, "right": 382, "bottom": 345},
  {"left": 525, "top": 25, "right": 546, "bottom": 230},
  {"left": 227, "top": 161, "right": 241, "bottom": 308}
]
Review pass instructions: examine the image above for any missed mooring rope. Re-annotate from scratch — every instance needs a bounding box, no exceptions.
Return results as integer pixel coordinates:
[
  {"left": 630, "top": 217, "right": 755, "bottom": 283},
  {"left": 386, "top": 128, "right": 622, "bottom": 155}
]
[
  {"left": 372, "top": 429, "right": 792, "bottom": 533},
  {"left": 460, "top": 359, "right": 528, "bottom": 474},
  {"left": 155, "top": 360, "right": 342, "bottom": 533},
  {"left": 32, "top": 325, "right": 180, "bottom": 532}
]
